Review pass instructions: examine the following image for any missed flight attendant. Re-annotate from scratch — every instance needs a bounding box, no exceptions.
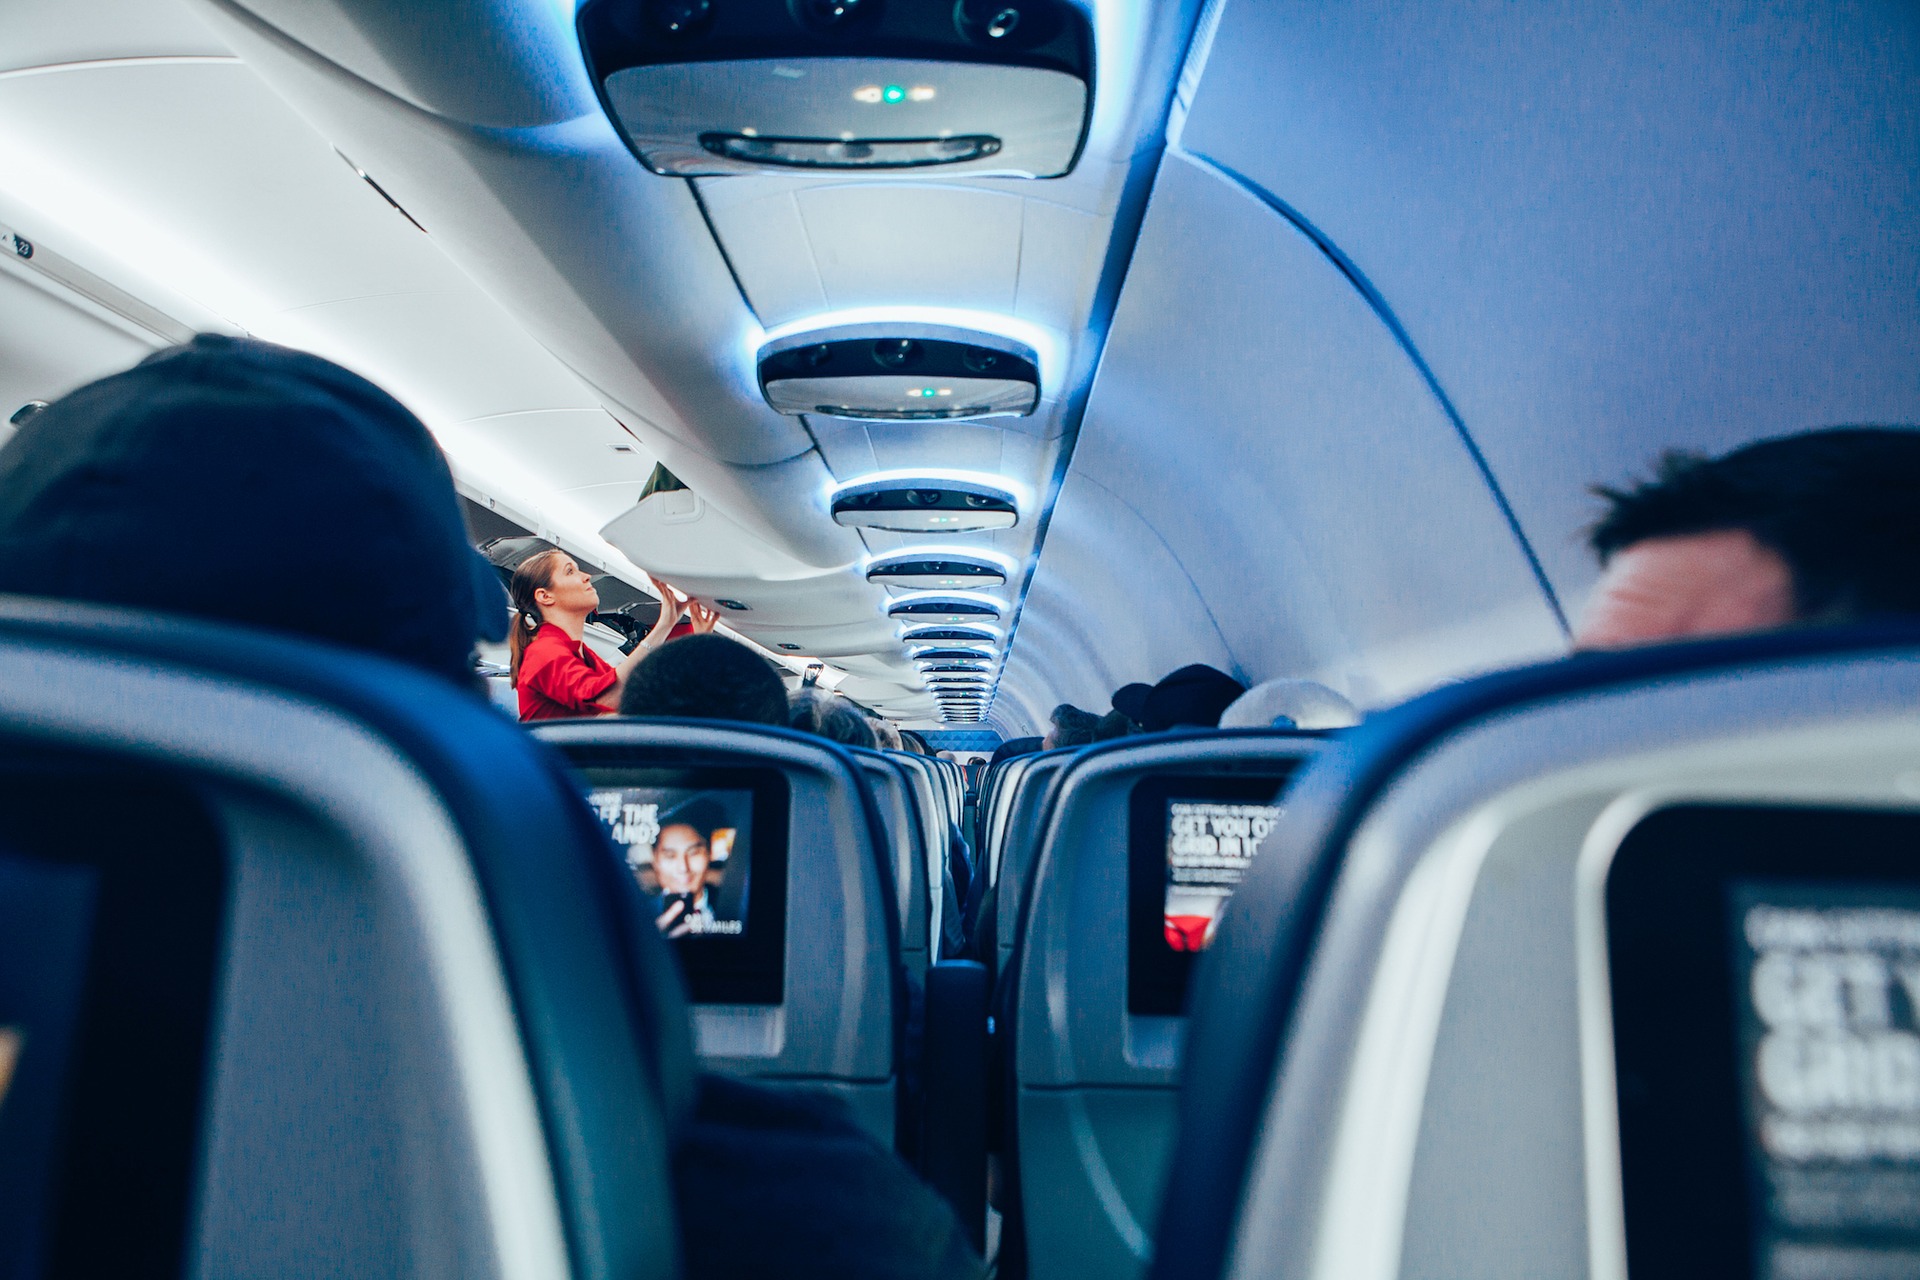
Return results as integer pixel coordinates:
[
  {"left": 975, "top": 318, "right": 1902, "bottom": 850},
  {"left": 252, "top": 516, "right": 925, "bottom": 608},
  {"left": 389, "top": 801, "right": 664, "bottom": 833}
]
[{"left": 509, "top": 548, "right": 716, "bottom": 720}]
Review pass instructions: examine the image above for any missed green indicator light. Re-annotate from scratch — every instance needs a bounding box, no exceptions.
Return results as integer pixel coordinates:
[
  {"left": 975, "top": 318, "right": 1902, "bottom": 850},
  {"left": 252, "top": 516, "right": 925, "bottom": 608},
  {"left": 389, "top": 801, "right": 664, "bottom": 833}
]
[{"left": 883, "top": 84, "right": 905, "bottom": 103}]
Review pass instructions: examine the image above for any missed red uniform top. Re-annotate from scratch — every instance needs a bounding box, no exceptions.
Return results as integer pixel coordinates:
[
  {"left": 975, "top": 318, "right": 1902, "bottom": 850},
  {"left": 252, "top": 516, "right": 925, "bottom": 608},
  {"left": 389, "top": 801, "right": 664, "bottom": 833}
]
[{"left": 517, "top": 622, "right": 618, "bottom": 721}]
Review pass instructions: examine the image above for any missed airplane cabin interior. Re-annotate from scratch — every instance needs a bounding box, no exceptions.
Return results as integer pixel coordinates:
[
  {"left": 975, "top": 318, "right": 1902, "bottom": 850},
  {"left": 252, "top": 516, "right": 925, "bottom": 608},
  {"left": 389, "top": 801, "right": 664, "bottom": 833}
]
[{"left": 2, "top": 1, "right": 1919, "bottom": 1278}]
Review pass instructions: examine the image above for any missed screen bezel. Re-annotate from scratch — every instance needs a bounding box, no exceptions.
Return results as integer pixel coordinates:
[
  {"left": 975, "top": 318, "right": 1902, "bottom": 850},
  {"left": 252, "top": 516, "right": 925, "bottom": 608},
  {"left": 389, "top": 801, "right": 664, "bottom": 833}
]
[
  {"left": 0, "top": 765, "right": 228, "bottom": 1277},
  {"left": 1607, "top": 802, "right": 1920, "bottom": 1280},
  {"left": 1127, "top": 771, "right": 1295, "bottom": 1016},
  {"left": 578, "top": 762, "right": 790, "bottom": 1006}
]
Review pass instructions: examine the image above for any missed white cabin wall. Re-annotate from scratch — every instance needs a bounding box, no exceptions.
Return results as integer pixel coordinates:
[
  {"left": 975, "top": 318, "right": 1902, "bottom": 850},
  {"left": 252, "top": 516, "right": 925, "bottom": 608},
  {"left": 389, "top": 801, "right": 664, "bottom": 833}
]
[
  {"left": 1172, "top": 0, "right": 1920, "bottom": 608},
  {"left": 999, "top": 156, "right": 1566, "bottom": 726},
  {"left": 995, "top": 0, "right": 1920, "bottom": 732}
]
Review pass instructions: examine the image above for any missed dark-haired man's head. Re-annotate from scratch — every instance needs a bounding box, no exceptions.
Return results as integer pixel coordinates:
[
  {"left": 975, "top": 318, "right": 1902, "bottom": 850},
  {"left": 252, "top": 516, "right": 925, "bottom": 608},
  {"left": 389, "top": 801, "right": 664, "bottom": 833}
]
[
  {"left": 1043, "top": 703, "right": 1100, "bottom": 750},
  {"left": 1092, "top": 709, "right": 1135, "bottom": 741},
  {"left": 619, "top": 633, "right": 789, "bottom": 725},
  {"left": 0, "top": 335, "right": 505, "bottom": 682},
  {"left": 789, "top": 689, "right": 878, "bottom": 749},
  {"left": 1578, "top": 427, "right": 1920, "bottom": 649}
]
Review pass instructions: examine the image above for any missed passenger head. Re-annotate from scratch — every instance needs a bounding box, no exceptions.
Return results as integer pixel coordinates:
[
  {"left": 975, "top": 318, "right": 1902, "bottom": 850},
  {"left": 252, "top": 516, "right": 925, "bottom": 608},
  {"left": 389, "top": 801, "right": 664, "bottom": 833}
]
[
  {"left": 1092, "top": 709, "right": 1135, "bottom": 741},
  {"left": 988, "top": 736, "right": 1043, "bottom": 766},
  {"left": 0, "top": 335, "right": 505, "bottom": 682},
  {"left": 900, "top": 729, "right": 933, "bottom": 755},
  {"left": 1578, "top": 427, "right": 1920, "bottom": 648},
  {"left": 1218, "top": 678, "right": 1361, "bottom": 730},
  {"left": 1111, "top": 682, "right": 1152, "bottom": 728},
  {"left": 789, "top": 689, "right": 878, "bottom": 749},
  {"left": 618, "top": 633, "right": 789, "bottom": 725},
  {"left": 1042, "top": 703, "right": 1100, "bottom": 750},
  {"left": 1141, "top": 664, "right": 1247, "bottom": 731},
  {"left": 870, "top": 717, "right": 905, "bottom": 751}
]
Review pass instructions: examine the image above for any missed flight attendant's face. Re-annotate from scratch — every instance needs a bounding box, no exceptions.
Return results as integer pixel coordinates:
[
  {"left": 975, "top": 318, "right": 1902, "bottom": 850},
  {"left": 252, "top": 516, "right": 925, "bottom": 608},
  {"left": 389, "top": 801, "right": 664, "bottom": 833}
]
[
  {"left": 653, "top": 823, "right": 712, "bottom": 896},
  {"left": 535, "top": 556, "right": 601, "bottom": 614}
]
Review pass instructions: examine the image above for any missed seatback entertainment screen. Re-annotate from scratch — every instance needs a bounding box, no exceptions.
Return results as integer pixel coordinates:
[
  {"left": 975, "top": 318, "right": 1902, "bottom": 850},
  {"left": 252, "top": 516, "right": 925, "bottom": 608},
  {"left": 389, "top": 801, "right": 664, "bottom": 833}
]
[
  {"left": 1129, "top": 773, "right": 1296, "bottom": 1016},
  {"left": 576, "top": 763, "right": 789, "bottom": 1005},
  {"left": 587, "top": 786, "right": 754, "bottom": 938},
  {"left": 1163, "top": 799, "right": 1285, "bottom": 952},
  {"left": 0, "top": 772, "right": 226, "bottom": 1279},
  {"left": 1608, "top": 804, "right": 1920, "bottom": 1280},
  {"left": 1732, "top": 886, "right": 1920, "bottom": 1278}
]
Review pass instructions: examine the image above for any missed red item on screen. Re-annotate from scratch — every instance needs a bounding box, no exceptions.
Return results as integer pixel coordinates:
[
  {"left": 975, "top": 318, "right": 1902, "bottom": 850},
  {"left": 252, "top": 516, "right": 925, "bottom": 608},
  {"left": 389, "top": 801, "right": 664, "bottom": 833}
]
[{"left": 1165, "top": 915, "right": 1211, "bottom": 952}]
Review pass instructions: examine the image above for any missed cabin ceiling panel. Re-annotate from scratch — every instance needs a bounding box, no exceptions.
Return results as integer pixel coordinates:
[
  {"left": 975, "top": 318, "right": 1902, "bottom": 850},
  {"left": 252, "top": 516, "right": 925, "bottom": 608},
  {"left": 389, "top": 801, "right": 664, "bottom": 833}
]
[
  {"left": 276, "top": 295, "right": 602, "bottom": 423},
  {"left": 0, "top": 62, "right": 467, "bottom": 312},
  {"left": 1011, "top": 195, "right": 1111, "bottom": 330},
  {"left": 692, "top": 186, "right": 825, "bottom": 325},
  {"left": 794, "top": 185, "right": 1021, "bottom": 313},
  {"left": 1003, "top": 153, "right": 1565, "bottom": 716},
  {"left": 601, "top": 494, "right": 858, "bottom": 583},
  {"left": 3, "top": 0, "right": 225, "bottom": 73},
  {"left": 558, "top": 481, "right": 652, "bottom": 528},
  {"left": 181, "top": 0, "right": 596, "bottom": 128},
  {"left": 442, "top": 409, "right": 657, "bottom": 497},
  {"left": 1176, "top": 0, "right": 1920, "bottom": 607},
  {"left": 194, "top": 0, "right": 847, "bottom": 571}
]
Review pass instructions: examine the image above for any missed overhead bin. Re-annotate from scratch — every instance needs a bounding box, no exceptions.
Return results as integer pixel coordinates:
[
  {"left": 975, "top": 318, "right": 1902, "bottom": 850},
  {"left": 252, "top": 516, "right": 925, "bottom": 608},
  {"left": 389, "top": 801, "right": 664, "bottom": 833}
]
[{"left": 578, "top": 0, "right": 1093, "bottom": 178}]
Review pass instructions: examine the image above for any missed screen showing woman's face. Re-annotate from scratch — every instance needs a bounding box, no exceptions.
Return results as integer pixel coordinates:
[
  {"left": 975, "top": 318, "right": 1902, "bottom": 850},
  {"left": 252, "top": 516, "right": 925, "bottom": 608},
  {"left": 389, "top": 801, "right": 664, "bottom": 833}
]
[{"left": 653, "top": 823, "right": 711, "bottom": 895}]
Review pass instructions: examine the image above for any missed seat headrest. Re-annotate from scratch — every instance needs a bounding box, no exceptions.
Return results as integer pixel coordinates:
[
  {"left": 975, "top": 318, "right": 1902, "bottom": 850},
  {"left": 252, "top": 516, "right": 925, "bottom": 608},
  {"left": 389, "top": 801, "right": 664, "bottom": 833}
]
[
  {"left": 0, "top": 596, "right": 691, "bottom": 1278},
  {"left": 1153, "top": 622, "right": 1920, "bottom": 1280}
]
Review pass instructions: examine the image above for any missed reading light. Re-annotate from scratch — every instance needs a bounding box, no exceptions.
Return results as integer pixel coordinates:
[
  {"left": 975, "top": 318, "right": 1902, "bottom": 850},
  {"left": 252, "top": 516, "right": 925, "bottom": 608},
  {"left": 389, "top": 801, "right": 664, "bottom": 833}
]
[
  {"left": 831, "top": 476, "right": 1017, "bottom": 533},
  {"left": 587, "top": 29, "right": 1092, "bottom": 179},
  {"left": 887, "top": 594, "right": 1003, "bottom": 624},
  {"left": 900, "top": 625, "right": 1001, "bottom": 644},
  {"left": 760, "top": 327, "right": 1039, "bottom": 421},
  {"left": 760, "top": 310, "right": 1062, "bottom": 390},
  {"left": 866, "top": 549, "right": 1009, "bottom": 589}
]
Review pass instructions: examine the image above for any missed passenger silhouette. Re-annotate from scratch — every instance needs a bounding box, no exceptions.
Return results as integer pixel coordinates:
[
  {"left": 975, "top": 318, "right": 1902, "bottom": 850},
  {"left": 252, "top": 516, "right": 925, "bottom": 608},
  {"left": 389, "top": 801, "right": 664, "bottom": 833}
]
[
  {"left": 618, "top": 632, "right": 791, "bottom": 726},
  {"left": 0, "top": 334, "right": 505, "bottom": 678},
  {"left": 1042, "top": 702, "right": 1100, "bottom": 748},
  {"left": 1140, "top": 664, "right": 1247, "bottom": 731},
  {"left": 789, "top": 687, "right": 879, "bottom": 747}
]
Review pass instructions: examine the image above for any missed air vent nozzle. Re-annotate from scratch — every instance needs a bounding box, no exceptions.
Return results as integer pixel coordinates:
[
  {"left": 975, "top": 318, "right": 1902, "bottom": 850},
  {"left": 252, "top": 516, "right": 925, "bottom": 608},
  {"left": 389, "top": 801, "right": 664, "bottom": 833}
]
[
  {"left": 578, "top": 0, "right": 1094, "bottom": 180},
  {"left": 832, "top": 479, "right": 1016, "bottom": 533},
  {"left": 901, "top": 626, "right": 999, "bottom": 644},
  {"left": 866, "top": 551, "right": 1007, "bottom": 589},
  {"left": 761, "top": 329, "right": 1039, "bottom": 421},
  {"left": 887, "top": 595, "right": 1002, "bottom": 623}
]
